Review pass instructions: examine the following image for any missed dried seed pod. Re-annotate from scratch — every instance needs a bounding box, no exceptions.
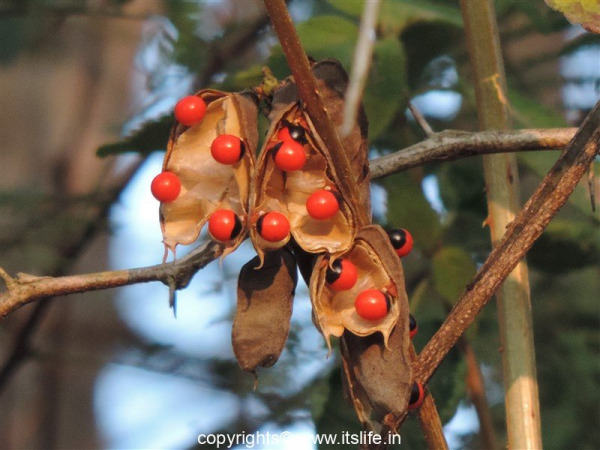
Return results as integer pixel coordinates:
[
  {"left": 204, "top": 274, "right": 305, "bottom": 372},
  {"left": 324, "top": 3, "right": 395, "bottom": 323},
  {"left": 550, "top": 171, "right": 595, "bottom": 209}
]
[
  {"left": 340, "top": 324, "right": 412, "bottom": 431},
  {"left": 232, "top": 248, "right": 297, "bottom": 373},
  {"left": 310, "top": 225, "right": 410, "bottom": 351},
  {"left": 250, "top": 59, "right": 369, "bottom": 262},
  {"left": 160, "top": 90, "right": 258, "bottom": 257}
]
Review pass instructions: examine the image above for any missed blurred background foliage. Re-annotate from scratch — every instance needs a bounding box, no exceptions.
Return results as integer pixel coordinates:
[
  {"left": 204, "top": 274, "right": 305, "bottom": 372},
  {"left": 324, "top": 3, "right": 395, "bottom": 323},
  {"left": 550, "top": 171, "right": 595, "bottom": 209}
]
[{"left": 0, "top": 0, "right": 598, "bottom": 449}]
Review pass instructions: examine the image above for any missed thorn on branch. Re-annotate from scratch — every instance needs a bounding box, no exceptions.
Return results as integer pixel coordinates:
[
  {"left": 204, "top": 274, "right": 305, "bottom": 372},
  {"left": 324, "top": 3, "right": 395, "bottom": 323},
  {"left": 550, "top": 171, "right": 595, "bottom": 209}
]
[
  {"left": 408, "top": 102, "right": 434, "bottom": 137},
  {"left": 0, "top": 268, "right": 16, "bottom": 290}
]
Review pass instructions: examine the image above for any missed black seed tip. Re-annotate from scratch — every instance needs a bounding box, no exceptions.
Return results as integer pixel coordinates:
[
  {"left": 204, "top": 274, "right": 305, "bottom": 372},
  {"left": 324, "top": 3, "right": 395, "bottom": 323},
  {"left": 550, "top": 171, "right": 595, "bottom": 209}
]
[
  {"left": 256, "top": 215, "right": 264, "bottom": 235},
  {"left": 288, "top": 125, "right": 307, "bottom": 144},
  {"left": 409, "top": 381, "right": 422, "bottom": 405},
  {"left": 231, "top": 214, "right": 243, "bottom": 239},
  {"left": 325, "top": 259, "right": 343, "bottom": 284},
  {"left": 409, "top": 314, "right": 417, "bottom": 332},
  {"left": 238, "top": 140, "right": 246, "bottom": 161},
  {"left": 388, "top": 228, "right": 407, "bottom": 250},
  {"left": 384, "top": 292, "right": 391, "bottom": 312},
  {"left": 271, "top": 141, "right": 283, "bottom": 158}
]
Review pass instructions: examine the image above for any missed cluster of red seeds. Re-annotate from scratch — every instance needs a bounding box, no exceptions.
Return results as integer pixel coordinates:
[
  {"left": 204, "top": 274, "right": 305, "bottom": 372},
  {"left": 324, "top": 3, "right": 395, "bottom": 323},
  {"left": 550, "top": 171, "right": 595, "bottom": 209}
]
[
  {"left": 152, "top": 96, "right": 422, "bottom": 406},
  {"left": 324, "top": 228, "right": 416, "bottom": 327}
]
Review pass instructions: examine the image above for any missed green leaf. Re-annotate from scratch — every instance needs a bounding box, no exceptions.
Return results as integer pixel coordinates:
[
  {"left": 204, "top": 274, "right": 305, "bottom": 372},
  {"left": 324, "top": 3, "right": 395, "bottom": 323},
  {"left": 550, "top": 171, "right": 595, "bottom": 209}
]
[
  {"left": 220, "top": 64, "right": 264, "bottom": 92},
  {"left": 268, "top": 16, "right": 358, "bottom": 78},
  {"left": 327, "top": 0, "right": 462, "bottom": 34},
  {"left": 363, "top": 37, "right": 407, "bottom": 139},
  {"left": 437, "top": 158, "right": 487, "bottom": 216},
  {"left": 96, "top": 116, "right": 172, "bottom": 157},
  {"left": 508, "top": 89, "right": 567, "bottom": 128},
  {"left": 432, "top": 246, "right": 477, "bottom": 303},
  {"left": 400, "top": 21, "right": 464, "bottom": 90},
  {"left": 528, "top": 218, "right": 600, "bottom": 273}
]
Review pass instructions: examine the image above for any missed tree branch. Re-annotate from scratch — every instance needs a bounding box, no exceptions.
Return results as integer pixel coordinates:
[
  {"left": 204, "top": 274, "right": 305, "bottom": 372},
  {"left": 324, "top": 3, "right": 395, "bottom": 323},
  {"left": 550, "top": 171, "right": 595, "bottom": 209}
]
[
  {"left": 370, "top": 127, "right": 576, "bottom": 178},
  {"left": 0, "top": 126, "right": 578, "bottom": 319},
  {"left": 0, "top": 241, "right": 222, "bottom": 319},
  {"left": 263, "top": 0, "right": 370, "bottom": 227},
  {"left": 458, "top": 336, "right": 498, "bottom": 450},
  {"left": 414, "top": 101, "right": 600, "bottom": 384},
  {"left": 340, "top": 0, "right": 381, "bottom": 137}
]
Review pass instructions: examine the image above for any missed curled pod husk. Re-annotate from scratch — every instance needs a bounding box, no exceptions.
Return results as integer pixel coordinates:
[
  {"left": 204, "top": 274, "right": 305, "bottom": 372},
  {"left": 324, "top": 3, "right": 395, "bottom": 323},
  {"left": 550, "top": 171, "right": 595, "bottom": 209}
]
[
  {"left": 160, "top": 90, "right": 258, "bottom": 257},
  {"left": 232, "top": 248, "right": 297, "bottom": 372},
  {"left": 340, "top": 324, "right": 412, "bottom": 431},
  {"left": 250, "top": 59, "right": 369, "bottom": 262},
  {"left": 310, "top": 225, "right": 410, "bottom": 350}
]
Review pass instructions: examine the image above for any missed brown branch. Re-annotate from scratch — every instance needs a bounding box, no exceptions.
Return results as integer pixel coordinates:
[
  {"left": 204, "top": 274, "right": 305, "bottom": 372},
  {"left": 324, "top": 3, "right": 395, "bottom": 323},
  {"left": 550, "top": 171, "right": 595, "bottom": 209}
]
[
  {"left": 0, "top": 241, "right": 222, "bottom": 319},
  {"left": 370, "top": 128, "right": 576, "bottom": 178},
  {"left": 340, "top": 0, "right": 381, "bottom": 137},
  {"left": 414, "top": 101, "right": 600, "bottom": 385},
  {"left": 0, "top": 127, "right": 578, "bottom": 319},
  {"left": 458, "top": 337, "right": 498, "bottom": 450},
  {"left": 411, "top": 346, "right": 448, "bottom": 450},
  {"left": 408, "top": 102, "right": 434, "bottom": 137},
  {"left": 263, "top": 0, "right": 370, "bottom": 227},
  {"left": 418, "top": 394, "right": 449, "bottom": 450}
]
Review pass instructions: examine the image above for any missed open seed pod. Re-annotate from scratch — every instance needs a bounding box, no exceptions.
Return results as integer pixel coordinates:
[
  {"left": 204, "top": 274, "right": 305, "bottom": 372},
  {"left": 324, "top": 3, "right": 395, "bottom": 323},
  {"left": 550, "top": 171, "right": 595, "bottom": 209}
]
[
  {"left": 232, "top": 248, "right": 297, "bottom": 373},
  {"left": 340, "top": 324, "right": 412, "bottom": 433},
  {"left": 309, "top": 225, "right": 410, "bottom": 351},
  {"left": 159, "top": 90, "right": 258, "bottom": 257},
  {"left": 250, "top": 59, "right": 369, "bottom": 263}
]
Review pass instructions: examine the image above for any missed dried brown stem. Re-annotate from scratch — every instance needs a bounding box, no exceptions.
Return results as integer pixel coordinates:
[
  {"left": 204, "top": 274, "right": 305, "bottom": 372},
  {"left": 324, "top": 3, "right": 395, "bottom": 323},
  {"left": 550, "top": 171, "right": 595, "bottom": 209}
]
[
  {"left": 412, "top": 347, "right": 448, "bottom": 450},
  {"left": 408, "top": 102, "right": 434, "bottom": 137},
  {"left": 263, "top": 0, "right": 369, "bottom": 226},
  {"left": 418, "top": 394, "right": 448, "bottom": 450},
  {"left": 458, "top": 337, "right": 498, "bottom": 450},
  {"left": 0, "top": 126, "right": 578, "bottom": 318},
  {"left": 414, "top": 101, "right": 600, "bottom": 384},
  {"left": 0, "top": 241, "right": 222, "bottom": 319},
  {"left": 370, "top": 128, "right": 575, "bottom": 178},
  {"left": 340, "top": 0, "right": 381, "bottom": 137}
]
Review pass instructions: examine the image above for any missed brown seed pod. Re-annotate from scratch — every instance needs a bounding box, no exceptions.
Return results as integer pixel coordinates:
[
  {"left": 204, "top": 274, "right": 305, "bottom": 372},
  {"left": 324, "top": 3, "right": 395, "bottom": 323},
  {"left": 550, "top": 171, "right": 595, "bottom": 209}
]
[
  {"left": 160, "top": 90, "right": 258, "bottom": 257},
  {"left": 232, "top": 248, "right": 297, "bottom": 373},
  {"left": 340, "top": 324, "right": 412, "bottom": 432},
  {"left": 250, "top": 59, "right": 369, "bottom": 263},
  {"left": 309, "top": 225, "right": 409, "bottom": 351}
]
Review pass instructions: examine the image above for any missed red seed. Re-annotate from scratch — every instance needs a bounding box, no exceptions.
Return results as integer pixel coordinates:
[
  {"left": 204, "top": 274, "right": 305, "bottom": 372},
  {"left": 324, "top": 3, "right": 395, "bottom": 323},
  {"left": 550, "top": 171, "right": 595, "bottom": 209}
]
[
  {"left": 355, "top": 289, "right": 388, "bottom": 321},
  {"left": 210, "top": 134, "right": 244, "bottom": 165},
  {"left": 306, "top": 189, "right": 339, "bottom": 220},
  {"left": 151, "top": 172, "right": 181, "bottom": 203},
  {"left": 257, "top": 212, "right": 290, "bottom": 242},
  {"left": 208, "top": 210, "right": 242, "bottom": 242},
  {"left": 174, "top": 96, "right": 206, "bottom": 126},
  {"left": 326, "top": 259, "right": 358, "bottom": 291}
]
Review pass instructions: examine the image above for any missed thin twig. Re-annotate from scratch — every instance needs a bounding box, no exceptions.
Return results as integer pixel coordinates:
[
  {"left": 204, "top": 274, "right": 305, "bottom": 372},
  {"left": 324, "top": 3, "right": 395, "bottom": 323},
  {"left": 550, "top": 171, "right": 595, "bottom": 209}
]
[
  {"left": 369, "top": 127, "right": 576, "bottom": 178},
  {"left": 458, "top": 337, "right": 498, "bottom": 450},
  {"left": 411, "top": 346, "right": 448, "bottom": 450},
  {"left": 0, "top": 127, "right": 578, "bottom": 319},
  {"left": 0, "top": 241, "right": 222, "bottom": 319},
  {"left": 418, "top": 395, "right": 449, "bottom": 450},
  {"left": 340, "top": 0, "right": 381, "bottom": 137},
  {"left": 414, "top": 101, "right": 600, "bottom": 385},
  {"left": 263, "top": 0, "right": 369, "bottom": 227},
  {"left": 408, "top": 102, "right": 435, "bottom": 137}
]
